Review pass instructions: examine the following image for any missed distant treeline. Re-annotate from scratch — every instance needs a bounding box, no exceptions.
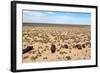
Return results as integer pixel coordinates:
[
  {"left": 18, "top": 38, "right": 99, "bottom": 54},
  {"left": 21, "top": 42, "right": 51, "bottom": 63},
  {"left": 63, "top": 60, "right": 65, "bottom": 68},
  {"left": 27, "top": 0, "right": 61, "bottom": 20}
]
[{"left": 23, "top": 23, "right": 90, "bottom": 27}]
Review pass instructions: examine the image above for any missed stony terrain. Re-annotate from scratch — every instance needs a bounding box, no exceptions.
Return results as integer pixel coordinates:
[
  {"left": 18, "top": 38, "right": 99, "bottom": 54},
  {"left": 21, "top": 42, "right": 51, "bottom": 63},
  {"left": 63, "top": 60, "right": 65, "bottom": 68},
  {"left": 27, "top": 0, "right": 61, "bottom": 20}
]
[{"left": 22, "top": 24, "right": 91, "bottom": 63}]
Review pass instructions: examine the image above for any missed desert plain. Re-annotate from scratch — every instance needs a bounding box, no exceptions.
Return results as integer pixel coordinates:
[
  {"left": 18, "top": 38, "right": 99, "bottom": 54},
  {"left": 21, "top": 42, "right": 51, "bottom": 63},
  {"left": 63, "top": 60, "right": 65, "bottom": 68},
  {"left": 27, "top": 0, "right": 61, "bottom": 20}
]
[{"left": 22, "top": 23, "right": 91, "bottom": 63}]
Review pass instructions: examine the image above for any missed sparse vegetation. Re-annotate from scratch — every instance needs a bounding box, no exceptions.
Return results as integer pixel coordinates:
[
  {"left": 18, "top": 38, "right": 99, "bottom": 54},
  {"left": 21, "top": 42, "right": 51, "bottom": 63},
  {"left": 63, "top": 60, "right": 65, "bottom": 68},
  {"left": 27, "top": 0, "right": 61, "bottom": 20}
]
[
  {"left": 23, "top": 56, "right": 29, "bottom": 59},
  {"left": 50, "top": 44, "right": 56, "bottom": 53},
  {"left": 75, "top": 44, "right": 82, "bottom": 50},
  {"left": 64, "top": 44, "right": 68, "bottom": 49},
  {"left": 65, "top": 56, "right": 71, "bottom": 60},
  {"left": 22, "top": 24, "right": 91, "bottom": 63},
  {"left": 43, "top": 57, "right": 47, "bottom": 59}
]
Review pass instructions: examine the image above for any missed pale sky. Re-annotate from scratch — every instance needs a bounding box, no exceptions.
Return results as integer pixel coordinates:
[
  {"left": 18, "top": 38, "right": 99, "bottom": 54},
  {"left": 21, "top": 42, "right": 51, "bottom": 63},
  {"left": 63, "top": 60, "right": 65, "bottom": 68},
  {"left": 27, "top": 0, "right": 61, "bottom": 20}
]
[{"left": 23, "top": 10, "right": 91, "bottom": 25}]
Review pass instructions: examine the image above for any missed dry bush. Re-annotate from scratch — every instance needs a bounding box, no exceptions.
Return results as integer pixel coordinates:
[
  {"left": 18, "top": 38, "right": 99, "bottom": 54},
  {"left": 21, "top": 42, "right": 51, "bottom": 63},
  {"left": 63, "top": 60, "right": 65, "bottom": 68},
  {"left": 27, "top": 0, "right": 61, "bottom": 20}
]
[
  {"left": 30, "top": 55, "right": 38, "bottom": 61},
  {"left": 65, "top": 56, "right": 71, "bottom": 60},
  {"left": 50, "top": 44, "right": 56, "bottom": 53},
  {"left": 23, "top": 56, "right": 29, "bottom": 59},
  {"left": 75, "top": 44, "right": 82, "bottom": 50},
  {"left": 64, "top": 44, "right": 68, "bottom": 49},
  {"left": 82, "top": 44, "right": 85, "bottom": 48},
  {"left": 43, "top": 57, "right": 48, "bottom": 59}
]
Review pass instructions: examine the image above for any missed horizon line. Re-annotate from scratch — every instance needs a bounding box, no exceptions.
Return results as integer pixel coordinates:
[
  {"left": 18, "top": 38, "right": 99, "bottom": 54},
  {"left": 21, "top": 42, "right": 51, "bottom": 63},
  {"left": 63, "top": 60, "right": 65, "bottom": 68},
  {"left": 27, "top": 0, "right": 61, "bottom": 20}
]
[{"left": 22, "top": 22, "right": 90, "bottom": 25}]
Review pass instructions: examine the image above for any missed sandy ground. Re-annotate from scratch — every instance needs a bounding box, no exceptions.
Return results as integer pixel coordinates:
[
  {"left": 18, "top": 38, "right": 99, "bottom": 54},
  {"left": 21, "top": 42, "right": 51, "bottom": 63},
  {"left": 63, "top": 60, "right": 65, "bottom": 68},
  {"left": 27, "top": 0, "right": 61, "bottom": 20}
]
[{"left": 22, "top": 24, "right": 91, "bottom": 63}]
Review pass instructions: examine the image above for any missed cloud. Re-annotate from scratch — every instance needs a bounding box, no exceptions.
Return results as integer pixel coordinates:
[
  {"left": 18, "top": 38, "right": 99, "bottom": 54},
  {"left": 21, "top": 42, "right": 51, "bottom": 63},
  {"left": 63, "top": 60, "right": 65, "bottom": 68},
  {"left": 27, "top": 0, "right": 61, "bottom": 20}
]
[{"left": 23, "top": 11, "right": 48, "bottom": 23}]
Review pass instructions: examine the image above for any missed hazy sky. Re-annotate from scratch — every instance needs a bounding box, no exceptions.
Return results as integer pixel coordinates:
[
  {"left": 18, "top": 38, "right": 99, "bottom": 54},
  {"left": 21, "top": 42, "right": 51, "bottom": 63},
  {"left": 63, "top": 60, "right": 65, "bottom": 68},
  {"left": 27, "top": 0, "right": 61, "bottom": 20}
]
[{"left": 23, "top": 10, "right": 91, "bottom": 25}]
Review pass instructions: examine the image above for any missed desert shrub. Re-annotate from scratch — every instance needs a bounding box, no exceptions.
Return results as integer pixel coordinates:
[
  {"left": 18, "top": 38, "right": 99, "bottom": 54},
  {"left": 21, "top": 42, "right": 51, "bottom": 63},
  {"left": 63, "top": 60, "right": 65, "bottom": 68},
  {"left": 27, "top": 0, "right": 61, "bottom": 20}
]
[
  {"left": 43, "top": 57, "right": 47, "bottom": 59},
  {"left": 30, "top": 55, "right": 38, "bottom": 61},
  {"left": 85, "top": 42, "right": 90, "bottom": 45},
  {"left": 50, "top": 44, "right": 56, "bottom": 53},
  {"left": 59, "top": 51, "right": 67, "bottom": 54},
  {"left": 69, "top": 50, "right": 71, "bottom": 53},
  {"left": 82, "top": 44, "right": 85, "bottom": 48},
  {"left": 23, "top": 32, "right": 28, "bottom": 36},
  {"left": 60, "top": 45, "right": 64, "bottom": 49},
  {"left": 73, "top": 40, "right": 80, "bottom": 43},
  {"left": 23, "top": 56, "right": 29, "bottom": 59},
  {"left": 65, "top": 56, "right": 71, "bottom": 60},
  {"left": 45, "top": 45, "right": 49, "bottom": 48},
  {"left": 57, "top": 49, "right": 60, "bottom": 52},
  {"left": 64, "top": 44, "right": 68, "bottom": 49},
  {"left": 85, "top": 41, "right": 91, "bottom": 48},
  {"left": 75, "top": 44, "right": 82, "bottom": 50},
  {"left": 89, "top": 42, "right": 91, "bottom": 48},
  {"left": 73, "top": 44, "right": 76, "bottom": 48},
  {"left": 32, "top": 51, "right": 36, "bottom": 54},
  {"left": 74, "top": 54, "right": 76, "bottom": 56}
]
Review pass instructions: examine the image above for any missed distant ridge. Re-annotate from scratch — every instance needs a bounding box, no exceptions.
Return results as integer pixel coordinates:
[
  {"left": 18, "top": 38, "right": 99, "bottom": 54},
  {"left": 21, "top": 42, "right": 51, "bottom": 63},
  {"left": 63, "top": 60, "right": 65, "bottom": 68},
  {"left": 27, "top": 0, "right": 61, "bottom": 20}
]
[{"left": 23, "top": 23, "right": 90, "bottom": 27}]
